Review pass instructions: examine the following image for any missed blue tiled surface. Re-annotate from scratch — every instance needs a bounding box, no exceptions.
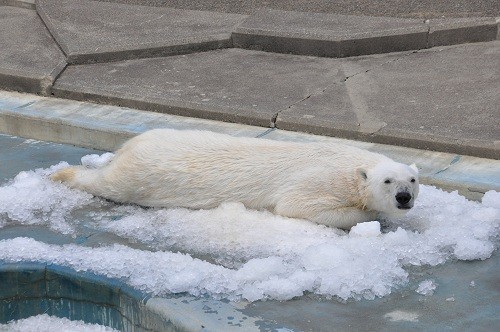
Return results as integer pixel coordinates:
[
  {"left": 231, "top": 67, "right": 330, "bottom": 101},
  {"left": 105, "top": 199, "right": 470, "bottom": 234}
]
[
  {"left": 0, "top": 261, "right": 165, "bottom": 331},
  {"left": 0, "top": 262, "right": 46, "bottom": 302}
]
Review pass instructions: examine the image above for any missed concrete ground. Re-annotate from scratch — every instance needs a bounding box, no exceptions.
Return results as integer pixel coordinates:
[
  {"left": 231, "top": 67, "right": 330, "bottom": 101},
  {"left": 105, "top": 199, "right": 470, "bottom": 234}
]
[
  {"left": 102, "top": 0, "right": 500, "bottom": 18},
  {"left": 0, "top": 0, "right": 499, "bottom": 159},
  {"left": 0, "top": 0, "right": 499, "bottom": 331}
]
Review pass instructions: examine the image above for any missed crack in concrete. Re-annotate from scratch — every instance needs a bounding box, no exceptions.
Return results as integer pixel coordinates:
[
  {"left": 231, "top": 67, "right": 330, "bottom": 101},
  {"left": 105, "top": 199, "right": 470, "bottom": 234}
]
[
  {"left": 271, "top": 50, "right": 422, "bottom": 128},
  {"left": 343, "top": 50, "right": 420, "bottom": 83},
  {"left": 271, "top": 75, "right": 345, "bottom": 127}
]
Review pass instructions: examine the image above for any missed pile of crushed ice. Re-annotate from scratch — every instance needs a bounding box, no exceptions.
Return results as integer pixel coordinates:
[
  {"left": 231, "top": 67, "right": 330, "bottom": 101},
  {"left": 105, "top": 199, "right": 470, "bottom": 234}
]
[
  {"left": 0, "top": 314, "right": 117, "bottom": 332},
  {"left": 0, "top": 156, "right": 499, "bottom": 302}
]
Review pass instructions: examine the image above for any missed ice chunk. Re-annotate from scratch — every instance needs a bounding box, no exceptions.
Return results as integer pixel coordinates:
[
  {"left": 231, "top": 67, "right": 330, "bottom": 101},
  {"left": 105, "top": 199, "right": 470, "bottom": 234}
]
[
  {"left": 240, "top": 285, "right": 264, "bottom": 302},
  {"left": 349, "top": 221, "right": 381, "bottom": 237},
  {"left": 301, "top": 244, "right": 349, "bottom": 271},
  {"left": 482, "top": 190, "right": 500, "bottom": 209},
  {"left": 415, "top": 279, "right": 436, "bottom": 296},
  {"left": 81, "top": 153, "right": 114, "bottom": 169},
  {"left": 235, "top": 257, "right": 288, "bottom": 282},
  {"left": 454, "top": 238, "right": 495, "bottom": 261},
  {"left": 254, "top": 277, "right": 304, "bottom": 301},
  {"left": 383, "top": 227, "right": 410, "bottom": 244}
]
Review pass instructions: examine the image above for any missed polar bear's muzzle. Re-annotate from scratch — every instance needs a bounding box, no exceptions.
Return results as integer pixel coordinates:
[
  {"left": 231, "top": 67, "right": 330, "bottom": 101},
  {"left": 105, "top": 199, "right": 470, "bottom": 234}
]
[{"left": 395, "top": 191, "right": 413, "bottom": 210}]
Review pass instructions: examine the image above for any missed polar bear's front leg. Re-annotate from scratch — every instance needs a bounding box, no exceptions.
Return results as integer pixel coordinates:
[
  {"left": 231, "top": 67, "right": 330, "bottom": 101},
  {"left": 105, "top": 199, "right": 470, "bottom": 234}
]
[{"left": 310, "top": 208, "right": 378, "bottom": 230}]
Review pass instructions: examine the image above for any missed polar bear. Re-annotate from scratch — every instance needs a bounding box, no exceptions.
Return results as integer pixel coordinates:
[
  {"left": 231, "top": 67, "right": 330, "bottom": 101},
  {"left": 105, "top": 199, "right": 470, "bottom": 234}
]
[{"left": 51, "top": 129, "right": 419, "bottom": 229}]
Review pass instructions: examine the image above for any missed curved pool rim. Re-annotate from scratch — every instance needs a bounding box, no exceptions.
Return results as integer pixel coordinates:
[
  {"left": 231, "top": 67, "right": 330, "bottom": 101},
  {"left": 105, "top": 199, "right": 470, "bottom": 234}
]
[{"left": 0, "top": 262, "right": 171, "bottom": 331}]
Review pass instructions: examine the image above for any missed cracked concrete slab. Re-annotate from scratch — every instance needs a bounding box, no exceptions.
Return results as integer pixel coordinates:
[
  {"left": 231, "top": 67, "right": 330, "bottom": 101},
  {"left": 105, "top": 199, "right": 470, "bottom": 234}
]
[
  {"left": 36, "top": 0, "right": 246, "bottom": 64},
  {"left": 53, "top": 49, "right": 343, "bottom": 127},
  {"left": 274, "top": 51, "right": 414, "bottom": 137},
  {"left": 276, "top": 41, "right": 500, "bottom": 159},
  {"left": 0, "top": 6, "right": 66, "bottom": 95}
]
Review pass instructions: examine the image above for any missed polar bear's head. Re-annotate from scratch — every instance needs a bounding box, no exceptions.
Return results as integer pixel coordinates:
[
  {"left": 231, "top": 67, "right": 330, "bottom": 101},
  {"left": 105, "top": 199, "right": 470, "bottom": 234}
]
[{"left": 358, "top": 161, "right": 419, "bottom": 217}]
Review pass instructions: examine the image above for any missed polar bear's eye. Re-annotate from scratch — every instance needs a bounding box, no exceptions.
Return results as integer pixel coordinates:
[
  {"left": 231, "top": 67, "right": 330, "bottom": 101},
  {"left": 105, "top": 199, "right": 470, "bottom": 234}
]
[{"left": 384, "top": 179, "right": 391, "bottom": 184}]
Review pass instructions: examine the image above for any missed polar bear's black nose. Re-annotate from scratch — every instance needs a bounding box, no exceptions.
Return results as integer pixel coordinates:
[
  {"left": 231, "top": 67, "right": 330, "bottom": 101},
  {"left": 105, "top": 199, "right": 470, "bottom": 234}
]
[{"left": 396, "top": 192, "right": 412, "bottom": 205}]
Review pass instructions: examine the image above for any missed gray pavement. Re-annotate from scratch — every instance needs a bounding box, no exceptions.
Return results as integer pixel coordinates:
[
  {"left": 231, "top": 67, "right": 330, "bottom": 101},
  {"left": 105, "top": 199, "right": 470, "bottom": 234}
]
[
  {"left": 278, "top": 42, "right": 500, "bottom": 159},
  {"left": 0, "top": 0, "right": 498, "bottom": 159},
  {"left": 51, "top": 42, "right": 500, "bottom": 159},
  {"left": 100, "top": 0, "right": 500, "bottom": 19},
  {"left": 52, "top": 48, "right": 342, "bottom": 128}
]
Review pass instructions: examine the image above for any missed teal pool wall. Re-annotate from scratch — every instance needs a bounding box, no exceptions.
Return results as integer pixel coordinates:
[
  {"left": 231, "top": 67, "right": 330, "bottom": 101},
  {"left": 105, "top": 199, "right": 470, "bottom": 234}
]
[{"left": 0, "top": 262, "right": 174, "bottom": 332}]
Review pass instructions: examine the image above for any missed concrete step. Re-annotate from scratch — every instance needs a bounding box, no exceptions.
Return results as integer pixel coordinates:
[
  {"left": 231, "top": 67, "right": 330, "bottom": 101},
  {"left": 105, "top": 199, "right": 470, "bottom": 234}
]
[
  {"left": 36, "top": 0, "right": 247, "bottom": 64},
  {"left": 234, "top": 8, "right": 498, "bottom": 57}
]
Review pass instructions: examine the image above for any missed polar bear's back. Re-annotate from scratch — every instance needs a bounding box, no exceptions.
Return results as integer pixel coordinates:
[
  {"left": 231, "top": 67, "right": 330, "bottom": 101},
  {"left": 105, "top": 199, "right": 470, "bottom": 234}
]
[
  {"left": 119, "top": 129, "right": 387, "bottom": 175},
  {"left": 104, "top": 130, "right": 386, "bottom": 206},
  {"left": 125, "top": 129, "right": 385, "bottom": 160}
]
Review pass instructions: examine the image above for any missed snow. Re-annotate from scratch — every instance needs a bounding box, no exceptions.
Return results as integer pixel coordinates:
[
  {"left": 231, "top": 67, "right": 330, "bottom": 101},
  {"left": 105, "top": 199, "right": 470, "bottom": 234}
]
[
  {"left": 0, "top": 163, "right": 94, "bottom": 234},
  {"left": 0, "top": 158, "right": 499, "bottom": 302},
  {"left": 0, "top": 314, "right": 118, "bottom": 332}
]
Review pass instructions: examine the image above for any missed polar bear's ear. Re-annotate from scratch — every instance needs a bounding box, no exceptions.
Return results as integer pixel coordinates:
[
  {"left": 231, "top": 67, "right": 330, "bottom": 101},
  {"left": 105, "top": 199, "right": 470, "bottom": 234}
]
[
  {"left": 357, "top": 167, "right": 368, "bottom": 181},
  {"left": 409, "top": 163, "right": 419, "bottom": 173}
]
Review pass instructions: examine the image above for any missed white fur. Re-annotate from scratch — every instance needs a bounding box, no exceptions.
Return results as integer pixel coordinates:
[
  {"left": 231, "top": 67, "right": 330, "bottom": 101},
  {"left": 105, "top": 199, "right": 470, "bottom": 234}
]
[{"left": 51, "top": 129, "right": 419, "bottom": 229}]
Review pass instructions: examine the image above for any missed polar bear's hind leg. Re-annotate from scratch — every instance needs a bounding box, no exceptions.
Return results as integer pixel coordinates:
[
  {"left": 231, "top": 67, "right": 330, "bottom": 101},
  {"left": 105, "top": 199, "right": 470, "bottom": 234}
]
[{"left": 50, "top": 166, "right": 106, "bottom": 198}]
